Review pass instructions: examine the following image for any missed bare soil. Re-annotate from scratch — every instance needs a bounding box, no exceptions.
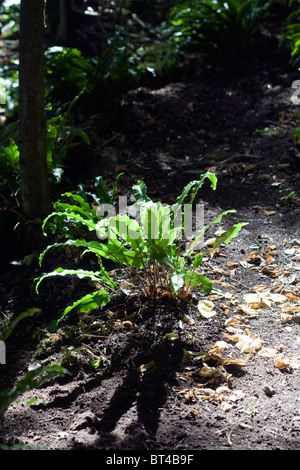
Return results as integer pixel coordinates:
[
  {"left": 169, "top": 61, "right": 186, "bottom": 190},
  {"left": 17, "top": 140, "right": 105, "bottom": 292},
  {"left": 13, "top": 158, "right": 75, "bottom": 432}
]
[{"left": 1, "top": 32, "right": 300, "bottom": 454}]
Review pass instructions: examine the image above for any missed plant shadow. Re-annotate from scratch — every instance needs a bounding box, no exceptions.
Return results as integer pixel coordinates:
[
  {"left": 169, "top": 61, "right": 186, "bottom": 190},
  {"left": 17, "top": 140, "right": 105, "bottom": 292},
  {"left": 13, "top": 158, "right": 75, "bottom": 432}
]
[
  {"left": 41, "top": 308, "right": 191, "bottom": 449},
  {"left": 96, "top": 339, "right": 183, "bottom": 440}
]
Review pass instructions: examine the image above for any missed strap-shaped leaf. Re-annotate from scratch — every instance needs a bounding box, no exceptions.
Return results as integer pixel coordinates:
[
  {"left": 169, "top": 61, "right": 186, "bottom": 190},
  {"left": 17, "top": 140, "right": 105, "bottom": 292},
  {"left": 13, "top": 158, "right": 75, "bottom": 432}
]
[
  {"left": 60, "top": 290, "right": 110, "bottom": 319},
  {"left": 208, "top": 222, "right": 248, "bottom": 252},
  {"left": 42, "top": 211, "right": 97, "bottom": 235},
  {"left": 132, "top": 180, "right": 150, "bottom": 203},
  {"left": 95, "top": 175, "right": 113, "bottom": 204},
  {"left": 0, "top": 365, "right": 70, "bottom": 430},
  {"left": 169, "top": 272, "right": 185, "bottom": 295},
  {"left": 184, "top": 209, "right": 236, "bottom": 257},
  {"left": 57, "top": 192, "right": 95, "bottom": 215},
  {"left": 39, "top": 238, "right": 101, "bottom": 266},
  {"left": 38, "top": 238, "right": 116, "bottom": 288},
  {"left": 35, "top": 267, "right": 104, "bottom": 293},
  {"left": 184, "top": 270, "right": 213, "bottom": 293},
  {"left": 176, "top": 171, "right": 217, "bottom": 206}
]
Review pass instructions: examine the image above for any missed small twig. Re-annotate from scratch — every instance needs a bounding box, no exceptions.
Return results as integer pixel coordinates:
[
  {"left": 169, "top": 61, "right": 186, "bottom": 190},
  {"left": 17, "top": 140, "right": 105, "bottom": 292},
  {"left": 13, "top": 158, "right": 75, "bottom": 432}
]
[
  {"left": 98, "top": 133, "right": 120, "bottom": 151},
  {"left": 264, "top": 120, "right": 289, "bottom": 129},
  {"left": 82, "top": 334, "right": 108, "bottom": 339},
  {"left": 227, "top": 427, "right": 235, "bottom": 446}
]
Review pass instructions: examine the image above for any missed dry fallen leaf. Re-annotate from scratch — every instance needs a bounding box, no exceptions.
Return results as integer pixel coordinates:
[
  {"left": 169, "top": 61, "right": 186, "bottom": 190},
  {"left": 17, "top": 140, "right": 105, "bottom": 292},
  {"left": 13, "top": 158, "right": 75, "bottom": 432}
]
[
  {"left": 197, "top": 300, "right": 217, "bottom": 319},
  {"left": 280, "top": 313, "right": 293, "bottom": 323},
  {"left": 221, "top": 283, "right": 235, "bottom": 290},
  {"left": 274, "top": 354, "right": 300, "bottom": 372},
  {"left": 220, "top": 303, "right": 231, "bottom": 315},
  {"left": 212, "top": 275, "right": 225, "bottom": 284},
  {"left": 208, "top": 294, "right": 222, "bottom": 300},
  {"left": 235, "top": 334, "right": 264, "bottom": 353},
  {"left": 225, "top": 317, "right": 241, "bottom": 327},
  {"left": 122, "top": 320, "right": 134, "bottom": 330},
  {"left": 227, "top": 262, "right": 238, "bottom": 268},
  {"left": 243, "top": 292, "right": 287, "bottom": 309},
  {"left": 262, "top": 253, "right": 274, "bottom": 265},
  {"left": 239, "top": 423, "right": 252, "bottom": 429},
  {"left": 270, "top": 293, "right": 288, "bottom": 303},
  {"left": 244, "top": 250, "right": 261, "bottom": 265},
  {"left": 244, "top": 164, "right": 256, "bottom": 172},
  {"left": 261, "top": 264, "right": 283, "bottom": 277},
  {"left": 222, "top": 332, "right": 243, "bottom": 343},
  {"left": 236, "top": 304, "right": 259, "bottom": 317},
  {"left": 222, "top": 357, "right": 247, "bottom": 367},
  {"left": 184, "top": 408, "right": 198, "bottom": 415},
  {"left": 285, "top": 293, "right": 300, "bottom": 302},
  {"left": 257, "top": 347, "right": 278, "bottom": 358},
  {"left": 262, "top": 210, "right": 276, "bottom": 216},
  {"left": 209, "top": 340, "right": 232, "bottom": 352},
  {"left": 178, "top": 385, "right": 244, "bottom": 411},
  {"left": 277, "top": 163, "right": 290, "bottom": 168},
  {"left": 251, "top": 285, "right": 268, "bottom": 292},
  {"left": 137, "top": 360, "right": 156, "bottom": 373},
  {"left": 281, "top": 305, "right": 300, "bottom": 313},
  {"left": 182, "top": 314, "right": 195, "bottom": 325},
  {"left": 203, "top": 237, "right": 216, "bottom": 247},
  {"left": 198, "top": 364, "right": 228, "bottom": 379}
]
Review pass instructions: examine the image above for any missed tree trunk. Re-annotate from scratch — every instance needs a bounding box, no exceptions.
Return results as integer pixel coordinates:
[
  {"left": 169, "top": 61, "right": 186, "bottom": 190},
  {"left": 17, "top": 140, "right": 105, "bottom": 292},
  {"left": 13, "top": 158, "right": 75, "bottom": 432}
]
[
  {"left": 57, "top": 0, "right": 67, "bottom": 42},
  {"left": 19, "top": 0, "right": 51, "bottom": 220}
]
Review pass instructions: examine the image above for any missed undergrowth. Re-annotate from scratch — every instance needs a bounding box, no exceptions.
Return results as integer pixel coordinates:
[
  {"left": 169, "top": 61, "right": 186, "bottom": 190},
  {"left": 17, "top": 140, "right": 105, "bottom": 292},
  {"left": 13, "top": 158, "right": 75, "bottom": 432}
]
[
  {"left": 169, "top": 0, "right": 282, "bottom": 53},
  {"left": 36, "top": 172, "right": 246, "bottom": 331}
]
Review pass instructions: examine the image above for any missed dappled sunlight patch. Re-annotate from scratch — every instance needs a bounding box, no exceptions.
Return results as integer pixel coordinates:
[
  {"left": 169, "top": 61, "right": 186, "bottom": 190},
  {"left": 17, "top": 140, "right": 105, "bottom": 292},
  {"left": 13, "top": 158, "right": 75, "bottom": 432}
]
[
  {"left": 172, "top": 231, "right": 300, "bottom": 412},
  {"left": 178, "top": 385, "right": 245, "bottom": 413},
  {"left": 175, "top": 343, "right": 248, "bottom": 411}
]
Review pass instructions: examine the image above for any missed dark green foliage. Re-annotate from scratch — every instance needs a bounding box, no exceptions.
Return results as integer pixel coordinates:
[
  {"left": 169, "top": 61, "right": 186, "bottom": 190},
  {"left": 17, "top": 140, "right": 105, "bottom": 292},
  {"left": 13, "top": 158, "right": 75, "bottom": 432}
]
[
  {"left": 0, "top": 139, "right": 19, "bottom": 188},
  {"left": 45, "top": 91, "right": 91, "bottom": 183},
  {"left": 45, "top": 47, "right": 94, "bottom": 103},
  {"left": 283, "top": 1, "right": 300, "bottom": 63},
  {"left": 0, "top": 94, "right": 90, "bottom": 188},
  {"left": 0, "top": 1, "right": 20, "bottom": 38},
  {"left": 169, "top": 0, "right": 282, "bottom": 53},
  {"left": 92, "top": 33, "right": 142, "bottom": 102},
  {"left": 45, "top": 35, "right": 141, "bottom": 106},
  {"left": 0, "top": 0, "right": 19, "bottom": 117},
  {"left": 0, "top": 365, "right": 70, "bottom": 432}
]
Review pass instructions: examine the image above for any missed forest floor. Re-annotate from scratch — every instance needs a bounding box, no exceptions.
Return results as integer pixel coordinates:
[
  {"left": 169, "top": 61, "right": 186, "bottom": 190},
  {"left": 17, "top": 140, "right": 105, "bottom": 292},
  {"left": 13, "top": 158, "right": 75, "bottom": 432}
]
[{"left": 1, "top": 31, "right": 300, "bottom": 453}]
